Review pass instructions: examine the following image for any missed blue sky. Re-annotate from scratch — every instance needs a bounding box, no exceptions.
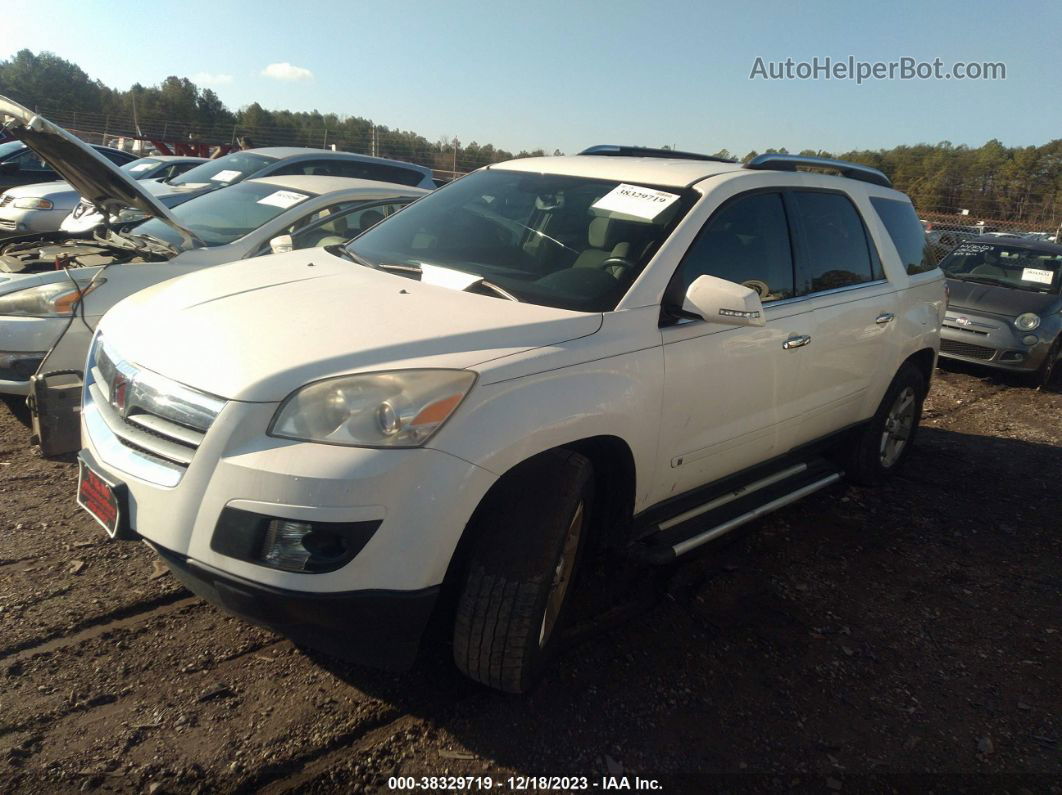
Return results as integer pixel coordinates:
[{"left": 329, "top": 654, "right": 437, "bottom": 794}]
[{"left": 5, "top": 0, "right": 1061, "bottom": 156}]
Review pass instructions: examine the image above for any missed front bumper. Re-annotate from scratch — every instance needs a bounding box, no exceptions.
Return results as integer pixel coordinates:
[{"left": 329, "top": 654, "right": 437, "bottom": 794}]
[
  {"left": 151, "top": 542, "right": 439, "bottom": 669},
  {"left": 939, "top": 310, "right": 1050, "bottom": 372},
  {"left": 0, "top": 316, "right": 74, "bottom": 395},
  {"left": 81, "top": 368, "right": 497, "bottom": 595},
  {"left": 0, "top": 207, "right": 65, "bottom": 234}
]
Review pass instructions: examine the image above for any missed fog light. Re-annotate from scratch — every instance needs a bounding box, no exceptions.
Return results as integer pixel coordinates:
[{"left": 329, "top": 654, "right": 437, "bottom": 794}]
[
  {"left": 211, "top": 507, "right": 381, "bottom": 573},
  {"left": 1022, "top": 334, "right": 1039, "bottom": 346},
  {"left": 261, "top": 520, "right": 315, "bottom": 572},
  {"left": 1000, "top": 351, "right": 1025, "bottom": 362}
]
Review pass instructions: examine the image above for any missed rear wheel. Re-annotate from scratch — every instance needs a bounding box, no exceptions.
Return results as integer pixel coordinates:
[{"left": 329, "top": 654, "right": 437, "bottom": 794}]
[
  {"left": 452, "top": 449, "right": 593, "bottom": 693},
  {"left": 846, "top": 363, "right": 927, "bottom": 486}
]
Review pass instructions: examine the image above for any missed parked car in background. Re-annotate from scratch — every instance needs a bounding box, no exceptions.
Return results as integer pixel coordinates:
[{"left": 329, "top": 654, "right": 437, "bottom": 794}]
[
  {"left": 939, "top": 238, "right": 1062, "bottom": 385},
  {"left": 0, "top": 92, "right": 426, "bottom": 438},
  {"left": 926, "top": 228, "right": 977, "bottom": 258},
  {"left": 0, "top": 139, "right": 137, "bottom": 195},
  {"left": 0, "top": 155, "right": 205, "bottom": 235},
  {"left": 77, "top": 146, "right": 943, "bottom": 692},
  {"left": 62, "top": 147, "right": 435, "bottom": 233}
]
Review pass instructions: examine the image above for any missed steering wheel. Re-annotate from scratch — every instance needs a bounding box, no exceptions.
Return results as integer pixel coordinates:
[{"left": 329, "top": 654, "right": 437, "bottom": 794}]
[
  {"left": 742, "top": 279, "right": 770, "bottom": 298},
  {"left": 598, "top": 256, "right": 636, "bottom": 280}
]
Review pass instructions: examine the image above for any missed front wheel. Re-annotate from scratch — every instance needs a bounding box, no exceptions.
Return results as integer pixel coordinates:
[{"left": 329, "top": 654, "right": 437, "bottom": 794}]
[
  {"left": 1033, "top": 338, "right": 1061, "bottom": 389},
  {"left": 846, "top": 363, "right": 927, "bottom": 486},
  {"left": 452, "top": 449, "right": 593, "bottom": 693}
]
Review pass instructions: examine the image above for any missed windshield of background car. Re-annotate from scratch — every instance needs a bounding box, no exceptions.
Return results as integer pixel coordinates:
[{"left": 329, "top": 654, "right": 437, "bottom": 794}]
[
  {"left": 346, "top": 169, "right": 696, "bottom": 312},
  {"left": 132, "top": 181, "right": 318, "bottom": 248},
  {"left": 0, "top": 141, "right": 24, "bottom": 160},
  {"left": 167, "top": 151, "right": 276, "bottom": 186},
  {"left": 940, "top": 242, "right": 1062, "bottom": 293}
]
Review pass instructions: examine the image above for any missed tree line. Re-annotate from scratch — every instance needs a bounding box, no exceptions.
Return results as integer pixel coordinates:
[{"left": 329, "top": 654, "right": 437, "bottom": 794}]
[{"left": 2, "top": 49, "right": 1060, "bottom": 226}]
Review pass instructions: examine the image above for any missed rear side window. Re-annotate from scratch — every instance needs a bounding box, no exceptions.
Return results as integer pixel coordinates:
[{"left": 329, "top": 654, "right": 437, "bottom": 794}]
[
  {"left": 871, "top": 196, "right": 938, "bottom": 275},
  {"left": 334, "top": 161, "right": 426, "bottom": 187},
  {"left": 675, "top": 192, "right": 795, "bottom": 303},
  {"left": 789, "top": 191, "right": 876, "bottom": 294}
]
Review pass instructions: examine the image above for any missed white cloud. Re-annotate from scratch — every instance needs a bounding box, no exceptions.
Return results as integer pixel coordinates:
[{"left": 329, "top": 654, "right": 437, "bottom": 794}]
[
  {"left": 192, "top": 72, "right": 234, "bottom": 86},
  {"left": 261, "top": 62, "right": 314, "bottom": 82}
]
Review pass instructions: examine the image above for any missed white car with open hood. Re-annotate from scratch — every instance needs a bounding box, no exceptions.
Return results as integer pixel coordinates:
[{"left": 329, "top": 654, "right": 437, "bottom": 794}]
[
  {"left": 0, "top": 96, "right": 427, "bottom": 445},
  {"left": 79, "top": 145, "right": 944, "bottom": 692}
]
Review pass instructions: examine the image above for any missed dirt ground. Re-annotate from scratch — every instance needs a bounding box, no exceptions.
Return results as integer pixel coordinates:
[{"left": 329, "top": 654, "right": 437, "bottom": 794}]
[{"left": 1, "top": 365, "right": 1059, "bottom": 794}]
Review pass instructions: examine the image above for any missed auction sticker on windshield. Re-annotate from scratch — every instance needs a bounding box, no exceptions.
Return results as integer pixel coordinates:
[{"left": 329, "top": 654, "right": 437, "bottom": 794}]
[
  {"left": 1022, "top": 267, "right": 1054, "bottom": 285},
  {"left": 211, "top": 169, "right": 242, "bottom": 182},
  {"left": 257, "top": 190, "right": 309, "bottom": 209},
  {"left": 591, "top": 183, "right": 680, "bottom": 221}
]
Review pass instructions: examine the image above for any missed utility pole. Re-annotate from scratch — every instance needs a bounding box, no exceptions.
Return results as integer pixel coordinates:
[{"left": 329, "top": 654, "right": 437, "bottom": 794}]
[{"left": 452, "top": 137, "right": 460, "bottom": 177}]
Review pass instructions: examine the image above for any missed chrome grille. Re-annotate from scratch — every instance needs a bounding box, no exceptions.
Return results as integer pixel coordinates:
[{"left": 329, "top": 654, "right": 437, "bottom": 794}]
[
  {"left": 0, "top": 195, "right": 13, "bottom": 208},
  {"left": 0, "top": 219, "right": 16, "bottom": 231},
  {"left": 87, "top": 337, "right": 225, "bottom": 472},
  {"left": 940, "top": 339, "right": 995, "bottom": 360}
]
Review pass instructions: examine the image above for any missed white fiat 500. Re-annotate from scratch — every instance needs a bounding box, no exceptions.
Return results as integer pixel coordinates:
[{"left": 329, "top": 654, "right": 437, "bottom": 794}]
[{"left": 79, "top": 145, "right": 944, "bottom": 692}]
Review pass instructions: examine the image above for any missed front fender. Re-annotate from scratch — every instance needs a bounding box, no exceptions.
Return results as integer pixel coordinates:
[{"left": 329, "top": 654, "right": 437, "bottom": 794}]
[{"left": 429, "top": 342, "right": 664, "bottom": 512}]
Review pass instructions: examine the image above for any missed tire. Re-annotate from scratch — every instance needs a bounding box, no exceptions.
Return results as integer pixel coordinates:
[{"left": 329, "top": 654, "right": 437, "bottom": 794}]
[
  {"left": 1033, "top": 338, "right": 1061, "bottom": 389},
  {"left": 846, "top": 362, "right": 927, "bottom": 486},
  {"left": 452, "top": 449, "right": 594, "bottom": 693}
]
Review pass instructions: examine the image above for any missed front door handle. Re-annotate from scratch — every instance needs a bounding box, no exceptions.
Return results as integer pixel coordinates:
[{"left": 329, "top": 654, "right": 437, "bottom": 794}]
[
  {"left": 875, "top": 312, "right": 896, "bottom": 325},
  {"left": 783, "top": 334, "right": 812, "bottom": 350}
]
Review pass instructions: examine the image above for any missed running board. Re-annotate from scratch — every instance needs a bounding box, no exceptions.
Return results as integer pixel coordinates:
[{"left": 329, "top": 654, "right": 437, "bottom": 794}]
[{"left": 632, "top": 462, "right": 843, "bottom": 565}]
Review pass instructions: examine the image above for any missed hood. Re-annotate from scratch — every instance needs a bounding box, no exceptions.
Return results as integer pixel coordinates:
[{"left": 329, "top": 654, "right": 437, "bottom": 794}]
[
  {"left": 1, "top": 179, "right": 75, "bottom": 199},
  {"left": 0, "top": 95, "right": 197, "bottom": 247},
  {"left": 99, "top": 249, "right": 603, "bottom": 401},
  {"left": 946, "top": 277, "right": 1061, "bottom": 317}
]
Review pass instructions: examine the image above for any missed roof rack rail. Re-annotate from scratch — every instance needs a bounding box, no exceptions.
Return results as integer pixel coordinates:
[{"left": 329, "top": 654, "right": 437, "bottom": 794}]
[
  {"left": 743, "top": 154, "right": 892, "bottom": 188},
  {"left": 580, "top": 145, "right": 737, "bottom": 164}
]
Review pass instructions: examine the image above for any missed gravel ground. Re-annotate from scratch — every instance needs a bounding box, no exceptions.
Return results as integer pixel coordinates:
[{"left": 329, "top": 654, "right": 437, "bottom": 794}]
[{"left": 0, "top": 366, "right": 1059, "bottom": 793}]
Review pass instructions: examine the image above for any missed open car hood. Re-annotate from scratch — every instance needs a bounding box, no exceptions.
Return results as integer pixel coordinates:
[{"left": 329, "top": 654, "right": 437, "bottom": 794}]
[{"left": 0, "top": 95, "right": 197, "bottom": 248}]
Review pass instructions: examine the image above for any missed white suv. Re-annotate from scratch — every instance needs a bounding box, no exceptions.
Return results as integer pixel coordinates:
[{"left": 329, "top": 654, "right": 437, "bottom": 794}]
[{"left": 78, "top": 146, "right": 945, "bottom": 692}]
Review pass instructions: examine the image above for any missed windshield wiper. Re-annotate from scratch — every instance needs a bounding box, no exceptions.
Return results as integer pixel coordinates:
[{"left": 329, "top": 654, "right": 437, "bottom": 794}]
[{"left": 949, "top": 274, "right": 1005, "bottom": 286}]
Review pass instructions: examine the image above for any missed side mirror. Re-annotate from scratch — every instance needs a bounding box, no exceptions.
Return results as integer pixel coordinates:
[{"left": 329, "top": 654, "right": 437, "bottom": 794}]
[
  {"left": 682, "top": 274, "right": 766, "bottom": 327},
  {"left": 0, "top": 161, "right": 19, "bottom": 176},
  {"left": 269, "top": 234, "right": 293, "bottom": 255}
]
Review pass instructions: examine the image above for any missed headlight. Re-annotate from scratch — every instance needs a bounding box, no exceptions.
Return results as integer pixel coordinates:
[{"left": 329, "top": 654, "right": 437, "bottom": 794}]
[
  {"left": 0, "top": 280, "right": 105, "bottom": 317},
  {"left": 270, "top": 369, "right": 476, "bottom": 448},
  {"left": 1014, "top": 312, "right": 1041, "bottom": 331},
  {"left": 12, "top": 197, "right": 54, "bottom": 210}
]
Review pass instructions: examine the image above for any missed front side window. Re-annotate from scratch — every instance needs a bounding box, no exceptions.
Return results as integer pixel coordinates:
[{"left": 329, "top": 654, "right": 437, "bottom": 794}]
[
  {"left": 871, "top": 196, "right": 938, "bottom": 275},
  {"left": 287, "top": 201, "right": 409, "bottom": 250},
  {"left": 9, "top": 148, "right": 51, "bottom": 172},
  {"left": 131, "top": 182, "right": 318, "bottom": 248},
  {"left": 347, "top": 169, "right": 695, "bottom": 312},
  {"left": 790, "top": 191, "right": 876, "bottom": 293},
  {"left": 940, "top": 243, "right": 1062, "bottom": 293},
  {"left": 672, "top": 192, "right": 795, "bottom": 303},
  {"left": 168, "top": 151, "right": 276, "bottom": 186}
]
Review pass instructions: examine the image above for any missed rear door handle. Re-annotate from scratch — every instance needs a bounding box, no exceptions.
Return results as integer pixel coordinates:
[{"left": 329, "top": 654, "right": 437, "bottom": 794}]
[
  {"left": 875, "top": 312, "right": 896, "bottom": 325},
  {"left": 783, "top": 334, "right": 812, "bottom": 350}
]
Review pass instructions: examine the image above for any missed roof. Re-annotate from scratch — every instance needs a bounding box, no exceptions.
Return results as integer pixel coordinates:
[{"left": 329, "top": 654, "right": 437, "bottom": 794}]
[
  {"left": 247, "top": 147, "right": 431, "bottom": 173},
  {"left": 488, "top": 154, "right": 743, "bottom": 189},
  {"left": 245, "top": 174, "right": 430, "bottom": 196}
]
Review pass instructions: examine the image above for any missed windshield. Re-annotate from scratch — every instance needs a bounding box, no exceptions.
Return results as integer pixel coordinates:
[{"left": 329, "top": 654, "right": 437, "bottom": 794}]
[
  {"left": 940, "top": 242, "right": 1062, "bottom": 293},
  {"left": 0, "top": 140, "right": 25, "bottom": 159},
  {"left": 167, "top": 151, "right": 276, "bottom": 186},
  {"left": 346, "top": 169, "right": 695, "bottom": 311},
  {"left": 132, "top": 181, "right": 317, "bottom": 248}
]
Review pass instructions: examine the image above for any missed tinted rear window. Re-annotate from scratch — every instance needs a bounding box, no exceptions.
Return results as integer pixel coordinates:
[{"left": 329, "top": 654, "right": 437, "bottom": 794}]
[{"left": 871, "top": 197, "right": 938, "bottom": 275}]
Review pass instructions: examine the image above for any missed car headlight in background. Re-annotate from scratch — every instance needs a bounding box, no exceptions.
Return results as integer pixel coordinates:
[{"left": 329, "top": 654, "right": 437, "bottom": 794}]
[
  {"left": 0, "top": 280, "right": 106, "bottom": 317},
  {"left": 12, "top": 197, "right": 54, "bottom": 210},
  {"left": 270, "top": 369, "right": 476, "bottom": 448},
  {"left": 1014, "top": 312, "right": 1041, "bottom": 331}
]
